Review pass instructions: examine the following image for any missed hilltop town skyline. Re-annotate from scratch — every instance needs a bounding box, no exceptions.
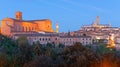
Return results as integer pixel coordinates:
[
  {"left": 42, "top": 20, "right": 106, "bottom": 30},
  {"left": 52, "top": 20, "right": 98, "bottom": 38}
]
[
  {"left": 0, "top": 12, "right": 119, "bottom": 33},
  {"left": 0, "top": 0, "right": 120, "bottom": 32},
  {"left": 1, "top": 1, "right": 120, "bottom": 67}
]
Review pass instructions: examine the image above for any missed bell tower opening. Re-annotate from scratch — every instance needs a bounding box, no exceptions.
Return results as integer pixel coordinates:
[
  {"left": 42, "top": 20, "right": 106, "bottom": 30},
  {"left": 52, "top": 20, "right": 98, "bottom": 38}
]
[{"left": 16, "top": 11, "right": 22, "bottom": 20}]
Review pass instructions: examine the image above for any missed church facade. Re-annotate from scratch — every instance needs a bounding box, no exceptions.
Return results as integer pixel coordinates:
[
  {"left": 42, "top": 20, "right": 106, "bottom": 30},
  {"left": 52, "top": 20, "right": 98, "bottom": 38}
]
[{"left": 1, "top": 11, "right": 54, "bottom": 36}]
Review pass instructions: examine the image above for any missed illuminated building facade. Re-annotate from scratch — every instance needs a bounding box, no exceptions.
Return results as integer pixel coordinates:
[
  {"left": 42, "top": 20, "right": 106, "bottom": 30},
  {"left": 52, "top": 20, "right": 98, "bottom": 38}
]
[
  {"left": 72, "top": 16, "right": 120, "bottom": 47},
  {"left": 0, "top": 11, "right": 54, "bottom": 36}
]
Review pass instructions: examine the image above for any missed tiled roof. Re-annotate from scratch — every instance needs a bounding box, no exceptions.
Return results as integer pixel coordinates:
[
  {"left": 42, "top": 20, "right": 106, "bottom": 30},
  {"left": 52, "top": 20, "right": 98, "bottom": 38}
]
[
  {"left": 10, "top": 18, "right": 50, "bottom": 23},
  {"left": 13, "top": 33, "right": 59, "bottom": 37},
  {"left": 60, "top": 36, "right": 91, "bottom": 38},
  {"left": 13, "top": 33, "right": 91, "bottom": 38}
]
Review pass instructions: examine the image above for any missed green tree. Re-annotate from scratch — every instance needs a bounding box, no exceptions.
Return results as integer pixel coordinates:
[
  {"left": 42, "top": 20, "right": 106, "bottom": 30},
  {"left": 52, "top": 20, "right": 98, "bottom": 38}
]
[
  {"left": 17, "top": 36, "right": 28, "bottom": 46},
  {"left": 32, "top": 41, "right": 42, "bottom": 56},
  {"left": 61, "top": 42, "right": 100, "bottom": 67}
]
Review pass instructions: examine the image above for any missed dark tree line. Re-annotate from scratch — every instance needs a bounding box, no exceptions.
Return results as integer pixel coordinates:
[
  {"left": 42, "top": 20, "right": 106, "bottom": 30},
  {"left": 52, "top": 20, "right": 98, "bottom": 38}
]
[{"left": 0, "top": 34, "right": 120, "bottom": 67}]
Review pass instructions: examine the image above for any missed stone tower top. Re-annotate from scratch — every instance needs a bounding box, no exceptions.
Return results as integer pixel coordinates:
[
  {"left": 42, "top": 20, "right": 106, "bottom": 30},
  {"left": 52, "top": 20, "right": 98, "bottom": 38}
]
[
  {"left": 92, "top": 16, "right": 100, "bottom": 26},
  {"left": 16, "top": 11, "right": 22, "bottom": 20},
  {"left": 95, "top": 16, "right": 100, "bottom": 25}
]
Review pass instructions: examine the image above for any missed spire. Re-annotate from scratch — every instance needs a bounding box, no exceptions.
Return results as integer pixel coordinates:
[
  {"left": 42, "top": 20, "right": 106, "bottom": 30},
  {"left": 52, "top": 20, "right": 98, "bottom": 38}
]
[{"left": 56, "top": 22, "right": 59, "bottom": 33}]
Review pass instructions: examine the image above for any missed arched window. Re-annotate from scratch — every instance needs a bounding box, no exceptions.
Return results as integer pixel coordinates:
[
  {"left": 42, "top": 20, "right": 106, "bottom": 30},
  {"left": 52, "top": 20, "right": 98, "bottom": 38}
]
[
  {"left": 18, "top": 26, "right": 21, "bottom": 31},
  {"left": 22, "top": 27, "right": 24, "bottom": 32},
  {"left": 32, "top": 27, "right": 34, "bottom": 31},
  {"left": 17, "top": 26, "right": 20, "bottom": 32},
  {"left": 28, "top": 27, "right": 31, "bottom": 31},
  {"left": 26, "top": 27, "right": 27, "bottom": 32}
]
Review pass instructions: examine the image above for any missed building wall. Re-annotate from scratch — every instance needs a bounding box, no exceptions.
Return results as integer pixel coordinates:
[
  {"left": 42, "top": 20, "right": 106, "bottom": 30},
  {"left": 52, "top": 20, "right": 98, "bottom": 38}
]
[
  {"left": 1, "top": 12, "right": 54, "bottom": 36},
  {"left": 1, "top": 18, "right": 14, "bottom": 36},
  {"left": 115, "top": 37, "right": 120, "bottom": 44},
  {"left": 34, "top": 20, "right": 54, "bottom": 32},
  {"left": 13, "top": 33, "right": 92, "bottom": 46},
  {"left": 21, "top": 22, "right": 38, "bottom": 32},
  {"left": 59, "top": 37, "right": 92, "bottom": 46}
]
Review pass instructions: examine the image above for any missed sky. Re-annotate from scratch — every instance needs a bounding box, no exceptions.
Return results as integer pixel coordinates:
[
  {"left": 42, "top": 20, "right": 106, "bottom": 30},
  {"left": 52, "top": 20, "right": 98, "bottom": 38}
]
[{"left": 0, "top": 0, "right": 120, "bottom": 32}]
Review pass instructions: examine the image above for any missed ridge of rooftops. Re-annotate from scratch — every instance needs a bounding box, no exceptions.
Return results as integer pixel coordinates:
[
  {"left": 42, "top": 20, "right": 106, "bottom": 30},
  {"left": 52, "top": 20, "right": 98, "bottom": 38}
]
[
  {"left": 13, "top": 33, "right": 91, "bottom": 38},
  {"left": 9, "top": 18, "right": 50, "bottom": 22}
]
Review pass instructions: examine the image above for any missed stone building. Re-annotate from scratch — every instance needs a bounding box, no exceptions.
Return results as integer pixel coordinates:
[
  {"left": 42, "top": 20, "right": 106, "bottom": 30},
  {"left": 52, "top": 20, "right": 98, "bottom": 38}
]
[
  {"left": 13, "top": 32, "right": 92, "bottom": 46},
  {"left": 1, "top": 11, "right": 54, "bottom": 36},
  {"left": 59, "top": 36, "right": 92, "bottom": 46}
]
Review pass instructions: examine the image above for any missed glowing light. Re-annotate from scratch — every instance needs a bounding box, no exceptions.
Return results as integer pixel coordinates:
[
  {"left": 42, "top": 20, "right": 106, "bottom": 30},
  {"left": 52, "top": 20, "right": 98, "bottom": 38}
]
[
  {"left": 107, "top": 34, "right": 115, "bottom": 48},
  {"left": 96, "top": 36, "right": 100, "bottom": 39}
]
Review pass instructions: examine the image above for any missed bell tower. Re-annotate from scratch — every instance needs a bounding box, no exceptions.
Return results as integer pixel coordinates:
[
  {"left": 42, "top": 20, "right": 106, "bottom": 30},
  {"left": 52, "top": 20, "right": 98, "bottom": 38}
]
[
  {"left": 16, "top": 11, "right": 22, "bottom": 20},
  {"left": 96, "top": 16, "right": 100, "bottom": 25},
  {"left": 56, "top": 23, "right": 59, "bottom": 33}
]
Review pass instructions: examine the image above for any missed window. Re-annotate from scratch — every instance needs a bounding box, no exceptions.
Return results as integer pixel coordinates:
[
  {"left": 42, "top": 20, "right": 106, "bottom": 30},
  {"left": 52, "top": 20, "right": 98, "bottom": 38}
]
[
  {"left": 19, "top": 27, "right": 21, "bottom": 31},
  {"left": 22, "top": 27, "right": 24, "bottom": 31},
  {"left": 29, "top": 27, "right": 31, "bottom": 31},
  {"left": 46, "top": 38, "right": 47, "bottom": 41},
  {"left": 40, "top": 38, "right": 41, "bottom": 41},
  {"left": 55, "top": 38, "right": 57, "bottom": 40},
  {"left": 49, "top": 38, "right": 50, "bottom": 41},
  {"left": 34, "top": 38, "right": 36, "bottom": 40},
  {"left": 86, "top": 42, "right": 88, "bottom": 44},
  {"left": 32, "top": 27, "right": 34, "bottom": 30},
  {"left": 26, "top": 27, "right": 27, "bottom": 32}
]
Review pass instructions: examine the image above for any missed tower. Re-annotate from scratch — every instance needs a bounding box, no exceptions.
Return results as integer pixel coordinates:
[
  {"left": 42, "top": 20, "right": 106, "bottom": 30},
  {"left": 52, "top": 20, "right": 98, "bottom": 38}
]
[
  {"left": 56, "top": 23, "right": 59, "bottom": 33},
  {"left": 95, "top": 16, "right": 100, "bottom": 25},
  {"left": 16, "top": 11, "right": 22, "bottom": 20}
]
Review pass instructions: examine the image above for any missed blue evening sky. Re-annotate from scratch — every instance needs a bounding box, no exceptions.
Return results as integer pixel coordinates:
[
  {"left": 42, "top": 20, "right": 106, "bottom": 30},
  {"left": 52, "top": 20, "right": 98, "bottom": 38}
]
[{"left": 0, "top": 0, "right": 120, "bottom": 32}]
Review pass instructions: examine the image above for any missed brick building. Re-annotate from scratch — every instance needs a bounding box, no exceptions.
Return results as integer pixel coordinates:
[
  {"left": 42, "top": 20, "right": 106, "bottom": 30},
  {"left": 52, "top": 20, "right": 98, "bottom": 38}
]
[{"left": 1, "top": 11, "right": 54, "bottom": 36}]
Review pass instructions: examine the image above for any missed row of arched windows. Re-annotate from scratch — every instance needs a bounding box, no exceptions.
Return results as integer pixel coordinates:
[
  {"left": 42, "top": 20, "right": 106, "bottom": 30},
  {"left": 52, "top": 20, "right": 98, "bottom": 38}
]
[{"left": 14, "top": 26, "right": 37, "bottom": 32}]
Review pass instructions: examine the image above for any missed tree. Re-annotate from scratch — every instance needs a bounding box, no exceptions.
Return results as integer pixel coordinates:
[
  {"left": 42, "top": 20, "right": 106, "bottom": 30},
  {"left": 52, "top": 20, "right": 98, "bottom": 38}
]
[
  {"left": 61, "top": 42, "right": 100, "bottom": 67},
  {"left": 17, "top": 36, "right": 28, "bottom": 46},
  {"left": 32, "top": 41, "right": 42, "bottom": 56},
  {"left": 46, "top": 43, "right": 53, "bottom": 48},
  {"left": 58, "top": 43, "right": 65, "bottom": 48},
  {"left": 0, "top": 53, "right": 7, "bottom": 67}
]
